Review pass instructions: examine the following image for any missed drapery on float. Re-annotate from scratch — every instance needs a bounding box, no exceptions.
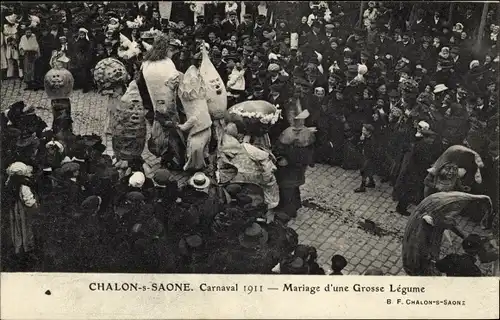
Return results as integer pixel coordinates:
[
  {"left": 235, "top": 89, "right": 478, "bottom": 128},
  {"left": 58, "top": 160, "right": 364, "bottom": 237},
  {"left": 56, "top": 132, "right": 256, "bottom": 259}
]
[
  {"left": 226, "top": 100, "right": 281, "bottom": 150},
  {"left": 178, "top": 64, "right": 212, "bottom": 171},
  {"left": 402, "top": 191, "right": 494, "bottom": 276}
]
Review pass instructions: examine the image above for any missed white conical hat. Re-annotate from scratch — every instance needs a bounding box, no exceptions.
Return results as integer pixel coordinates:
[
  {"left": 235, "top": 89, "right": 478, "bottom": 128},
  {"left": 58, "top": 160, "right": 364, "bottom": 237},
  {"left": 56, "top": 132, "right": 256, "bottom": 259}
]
[{"left": 120, "top": 33, "right": 132, "bottom": 47}]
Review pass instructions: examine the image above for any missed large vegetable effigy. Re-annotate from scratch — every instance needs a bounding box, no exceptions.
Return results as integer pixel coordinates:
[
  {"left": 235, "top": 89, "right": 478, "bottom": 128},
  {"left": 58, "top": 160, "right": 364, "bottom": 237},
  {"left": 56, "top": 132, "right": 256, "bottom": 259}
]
[
  {"left": 199, "top": 42, "right": 228, "bottom": 147},
  {"left": 178, "top": 65, "right": 212, "bottom": 171},
  {"left": 226, "top": 100, "right": 281, "bottom": 149},
  {"left": 402, "top": 191, "right": 492, "bottom": 276},
  {"left": 44, "top": 64, "right": 74, "bottom": 133},
  {"left": 424, "top": 145, "right": 484, "bottom": 197},
  {"left": 93, "top": 58, "right": 130, "bottom": 94},
  {"left": 111, "top": 80, "right": 147, "bottom": 161},
  {"left": 93, "top": 57, "right": 131, "bottom": 139}
]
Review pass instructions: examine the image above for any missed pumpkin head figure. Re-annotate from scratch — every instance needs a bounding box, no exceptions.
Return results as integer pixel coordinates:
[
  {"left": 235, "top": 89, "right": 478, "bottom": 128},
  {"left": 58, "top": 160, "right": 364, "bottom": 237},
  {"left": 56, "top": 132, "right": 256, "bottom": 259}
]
[{"left": 44, "top": 67, "right": 74, "bottom": 99}]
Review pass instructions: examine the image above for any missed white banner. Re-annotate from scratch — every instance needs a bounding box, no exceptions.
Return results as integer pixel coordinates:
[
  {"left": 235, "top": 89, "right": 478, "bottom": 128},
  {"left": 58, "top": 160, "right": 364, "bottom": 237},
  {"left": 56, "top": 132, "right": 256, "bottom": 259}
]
[
  {"left": 158, "top": 1, "right": 172, "bottom": 20},
  {"left": 1, "top": 273, "right": 498, "bottom": 319}
]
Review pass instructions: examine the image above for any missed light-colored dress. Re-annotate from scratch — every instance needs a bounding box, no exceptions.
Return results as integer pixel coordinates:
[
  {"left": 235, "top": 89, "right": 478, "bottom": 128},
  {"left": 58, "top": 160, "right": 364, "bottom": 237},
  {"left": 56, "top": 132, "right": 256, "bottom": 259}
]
[
  {"left": 1, "top": 32, "right": 7, "bottom": 70},
  {"left": 18, "top": 34, "right": 40, "bottom": 83},
  {"left": 3, "top": 23, "right": 20, "bottom": 78},
  {"left": 10, "top": 185, "right": 38, "bottom": 254}
]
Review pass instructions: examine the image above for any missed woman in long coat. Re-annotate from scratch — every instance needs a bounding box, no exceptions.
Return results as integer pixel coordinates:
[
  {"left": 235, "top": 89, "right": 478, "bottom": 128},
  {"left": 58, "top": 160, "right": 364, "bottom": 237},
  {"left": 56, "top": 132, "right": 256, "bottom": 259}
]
[
  {"left": 274, "top": 110, "right": 316, "bottom": 218},
  {"left": 315, "top": 88, "right": 346, "bottom": 166}
]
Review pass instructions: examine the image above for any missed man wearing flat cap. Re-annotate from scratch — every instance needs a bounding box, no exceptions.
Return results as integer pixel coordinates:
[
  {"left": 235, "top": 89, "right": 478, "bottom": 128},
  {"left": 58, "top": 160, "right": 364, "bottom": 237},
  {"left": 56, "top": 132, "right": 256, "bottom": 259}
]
[
  {"left": 305, "top": 21, "right": 326, "bottom": 59},
  {"left": 264, "top": 63, "right": 288, "bottom": 97}
]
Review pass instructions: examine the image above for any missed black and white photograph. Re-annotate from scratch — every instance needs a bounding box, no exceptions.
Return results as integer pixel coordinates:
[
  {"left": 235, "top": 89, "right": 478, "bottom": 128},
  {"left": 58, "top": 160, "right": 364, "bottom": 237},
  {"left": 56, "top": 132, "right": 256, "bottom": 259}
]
[{"left": 0, "top": 0, "right": 498, "bottom": 279}]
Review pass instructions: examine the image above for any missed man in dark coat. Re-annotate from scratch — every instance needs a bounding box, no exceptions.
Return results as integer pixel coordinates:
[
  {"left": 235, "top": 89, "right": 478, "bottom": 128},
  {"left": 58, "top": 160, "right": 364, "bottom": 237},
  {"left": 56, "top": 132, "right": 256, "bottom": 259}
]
[
  {"left": 393, "top": 122, "right": 444, "bottom": 215},
  {"left": 304, "top": 21, "right": 326, "bottom": 60},
  {"left": 237, "top": 13, "right": 254, "bottom": 39},
  {"left": 221, "top": 11, "right": 238, "bottom": 40},
  {"left": 354, "top": 124, "right": 377, "bottom": 192}
]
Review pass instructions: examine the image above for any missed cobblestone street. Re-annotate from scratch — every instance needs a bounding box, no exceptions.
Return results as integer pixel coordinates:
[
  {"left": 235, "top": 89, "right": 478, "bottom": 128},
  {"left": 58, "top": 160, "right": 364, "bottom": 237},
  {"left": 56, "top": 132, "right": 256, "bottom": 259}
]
[{"left": 1, "top": 79, "right": 493, "bottom": 275}]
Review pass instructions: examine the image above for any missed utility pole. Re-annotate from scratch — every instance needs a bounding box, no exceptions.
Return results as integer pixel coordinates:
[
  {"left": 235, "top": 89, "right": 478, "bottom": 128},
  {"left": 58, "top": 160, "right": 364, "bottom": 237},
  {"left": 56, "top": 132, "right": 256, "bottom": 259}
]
[
  {"left": 358, "top": 1, "right": 365, "bottom": 28},
  {"left": 448, "top": 3, "right": 454, "bottom": 24},
  {"left": 476, "top": 2, "right": 489, "bottom": 51}
]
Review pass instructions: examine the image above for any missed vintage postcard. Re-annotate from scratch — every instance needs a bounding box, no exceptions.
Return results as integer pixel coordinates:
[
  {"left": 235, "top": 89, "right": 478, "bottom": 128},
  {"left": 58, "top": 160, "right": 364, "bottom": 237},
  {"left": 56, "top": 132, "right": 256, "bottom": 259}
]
[{"left": 1, "top": 1, "right": 498, "bottom": 319}]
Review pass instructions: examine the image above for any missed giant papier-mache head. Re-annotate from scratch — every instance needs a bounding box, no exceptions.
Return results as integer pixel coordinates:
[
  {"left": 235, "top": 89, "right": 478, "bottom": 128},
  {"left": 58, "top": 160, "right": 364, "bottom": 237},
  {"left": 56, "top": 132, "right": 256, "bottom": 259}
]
[{"left": 44, "top": 67, "right": 74, "bottom": 99}]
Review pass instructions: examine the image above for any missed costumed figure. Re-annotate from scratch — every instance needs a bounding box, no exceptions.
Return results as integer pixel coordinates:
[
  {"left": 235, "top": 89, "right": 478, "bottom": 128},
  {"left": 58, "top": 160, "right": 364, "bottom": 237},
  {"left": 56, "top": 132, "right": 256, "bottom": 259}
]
[
  {"left": 273, "top": 110, "right": 316, "bottom": 219},
  {"left": 423, "top": 145, "right": 485, "bottom": 198},
  {"left": 217, "top": 123, "right": 280, "bottom": 223},
  {"left": 139, "top": 34, "right": 186, "bottom": 170},
  {"left": 4, "top": 162, "right": 39, "bottom": 261},
  {"left": 402, "top": 192, "right": 493, "bottom": 276},
  {"left": 226, "top": 100, "right": 281, "bottom": 151},
  {"left": 111, "top": 81, "right": 147, "bottom": 167},
  {"left": 3, "top": 14, "right": 20, "bottom": 78},
  {"left": 93, "top": 57, "right": 131, "bottom": 138},
  {"left": 44, "top": 60, "right": 74, "bottom": 134},
  {"left": 199, "top": 41, "right": 228, "bottom": 150},
  {"left": 18, "top": 28, "right": 40, "bottom": 90},
  {"left": 177, "top": 61, "right": 212, "bottom": 172}
]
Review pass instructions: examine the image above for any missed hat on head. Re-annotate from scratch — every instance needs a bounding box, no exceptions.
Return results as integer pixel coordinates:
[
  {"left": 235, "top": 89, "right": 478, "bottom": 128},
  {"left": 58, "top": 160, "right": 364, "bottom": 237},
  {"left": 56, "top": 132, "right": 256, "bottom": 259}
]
[
  {"left": 325, "top": 24, "right": 334, "bottom": 30},
  {"left": 125, "top": 191, "right": 146, "bottom": 202},
  {"left": 294, "top": 77, "right": 313, "bottom": 88},
  {"left": 168, "top": 38, "right": 182, "bottom": 48},
  {"left": 189, "top": 172, "right": 210, "bottom": 189},
  {"left": 331, "top": 254, "right": 347, "bottom": 271},
  {"left": 295, "top": 109, "right": 310, "bottom": 120},
  {"left": 363, "top": 123, "right": 375, "bottom": 133},
  {"left": 81, "top": 196, "right": 102, "bottom": 215},
  {"left": 257, "top": 14, "right": 266, "bottom": 23},
  {"left": 345, "top": 64, "right": 358, "bottom": 76},
  {"left": 6, "top": 162, "right": 33, "bottom": 178},
  {"left": 269, "top": 83, "right": 283, "bottom": 92},
  {"left": 281, "top": 256, "right": 308, "bottom": 274},
  {"left": 433, "top": 84, "right": 448, "bottom": 93},
  {"left": 312, "top": 21, "right": 322, "bottom": 29},
  {"left": 179, "top": 234, "right": 204, "bottom": 256},
  {"left": 268, "top": 63, "right": 280, "bottom": 72},
  {"left": 462, "top": 234, "right": 483, "bottom": 253},
  {"left": 225, "top": 183, "right": 243, "bottom": 196},
  {"left": 238, "top": 223, "right": 269, "bottom": 248},
  {"left": 153, "top": 169, "right": 173, "bottom": 187},
  {"left": 469, "top": 60, "right": 480, "bottom": 69},
  {"left": 61, "top": 162, "right": 80, "bottom": 174},
  {"left": 243, "top": 13, "right": 252, "bottom": 19},
  {"left": 450, "top": 46, "right": 460, "bottom": 54},
  {"left": 128, "top": 171, "right": 146, "bottom": 188}
]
